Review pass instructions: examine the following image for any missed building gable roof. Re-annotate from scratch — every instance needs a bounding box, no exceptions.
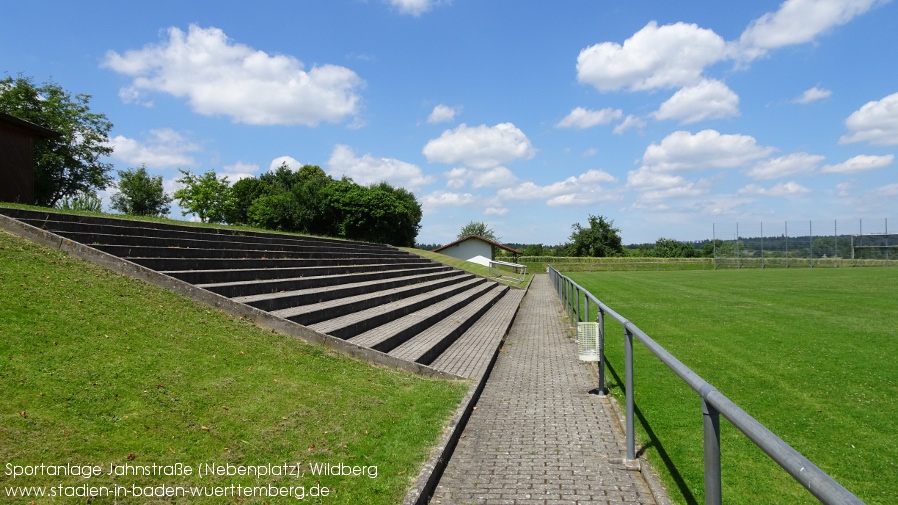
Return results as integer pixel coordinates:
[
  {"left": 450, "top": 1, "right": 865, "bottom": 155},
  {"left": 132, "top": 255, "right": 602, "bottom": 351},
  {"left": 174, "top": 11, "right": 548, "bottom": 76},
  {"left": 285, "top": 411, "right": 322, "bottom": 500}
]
[
  {"left": 433, "top": 234, "right": 523, "bottom": 255},
  {"left": 0, "top": 112, "right": 60, "bottom": 138}
]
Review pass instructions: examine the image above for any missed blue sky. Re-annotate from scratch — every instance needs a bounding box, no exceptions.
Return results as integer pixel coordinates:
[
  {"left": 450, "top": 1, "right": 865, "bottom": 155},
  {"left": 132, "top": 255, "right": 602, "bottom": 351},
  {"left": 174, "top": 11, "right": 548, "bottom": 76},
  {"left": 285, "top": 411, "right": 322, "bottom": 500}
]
[{"left": 3, "top": 0, "right": 896, "bottom": 245}]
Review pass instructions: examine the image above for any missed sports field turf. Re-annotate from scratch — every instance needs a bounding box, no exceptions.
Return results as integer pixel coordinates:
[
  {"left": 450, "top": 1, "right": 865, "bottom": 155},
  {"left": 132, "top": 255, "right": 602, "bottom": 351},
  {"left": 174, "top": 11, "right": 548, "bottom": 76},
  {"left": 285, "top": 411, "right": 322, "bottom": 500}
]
[{"left": 568, "top": 268, "right": 897, "bottom": 505}]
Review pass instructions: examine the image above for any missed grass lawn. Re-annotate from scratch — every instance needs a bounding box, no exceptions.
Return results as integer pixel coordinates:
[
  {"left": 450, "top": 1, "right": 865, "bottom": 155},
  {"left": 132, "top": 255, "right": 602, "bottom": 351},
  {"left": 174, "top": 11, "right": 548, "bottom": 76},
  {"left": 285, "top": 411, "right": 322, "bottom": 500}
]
[
  {"left": 568, "top": 268, "right": 898, "bottom": 505},
  {"left": 0, "top": 229, "right": 469, "bottom": 503}
]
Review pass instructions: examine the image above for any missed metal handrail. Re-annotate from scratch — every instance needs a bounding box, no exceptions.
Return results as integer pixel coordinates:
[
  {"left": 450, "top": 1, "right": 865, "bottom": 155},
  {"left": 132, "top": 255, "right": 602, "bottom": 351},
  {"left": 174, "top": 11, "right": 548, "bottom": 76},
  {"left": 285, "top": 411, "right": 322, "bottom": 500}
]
[
  {"left": 488, "top": 259, "right": 526, "bottom": 283},
  {"left": 547, "top": 266, "right": 864, "bottom": 505}
]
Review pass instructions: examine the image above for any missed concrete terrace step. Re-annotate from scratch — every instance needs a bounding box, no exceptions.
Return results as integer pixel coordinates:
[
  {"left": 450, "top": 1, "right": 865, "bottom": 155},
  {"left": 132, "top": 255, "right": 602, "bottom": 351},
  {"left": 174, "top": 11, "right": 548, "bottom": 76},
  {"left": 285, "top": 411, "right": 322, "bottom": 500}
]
[
  {"left": 0, "top": 206, "right": 531, "bottom": 387},
  {"left": 232, "top": 269, "right": 466, "bottom": 312},
  {"left": 195, "top": 265, "right": 453, "bottom": 297},
  {"left": 40, "top": 230, "right": 407, "bottom": 257},
  {"left": 160, "top": 262, "right": 437, "bottom": 284},
  {"left": 3, "top": 208, "right": 387, "bottom": 252},
  {"left": 387, "top": 284, "right": 509, "bottom": 365},
  {"left": 15, "top": 218, "right": 392, "bottom": 252},
  {"left": 272, "top": 273, "right": 479, "bottom": 327},
  {"left": 304, "top": 276, "right": 488, "bottom": 339},
  {"left": 127, "top": 256, "right": 422, "bottom": 271},
  {"left": 91, "top": 243, "right": 402, "bottom": 260},
  {"left": 429, "top": 287, "right": 526, "bottom": 379},
  {"left": 352, "top": 283, "right": 507, "bottom": 358}
]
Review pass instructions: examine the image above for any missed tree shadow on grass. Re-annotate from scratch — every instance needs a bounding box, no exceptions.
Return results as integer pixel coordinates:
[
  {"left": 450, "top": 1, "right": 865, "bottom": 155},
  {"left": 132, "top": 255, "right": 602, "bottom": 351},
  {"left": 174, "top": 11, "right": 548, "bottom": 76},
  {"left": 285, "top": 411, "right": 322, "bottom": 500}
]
[{"left": 605, "top": 359, "right": 699, "bottom": 505}]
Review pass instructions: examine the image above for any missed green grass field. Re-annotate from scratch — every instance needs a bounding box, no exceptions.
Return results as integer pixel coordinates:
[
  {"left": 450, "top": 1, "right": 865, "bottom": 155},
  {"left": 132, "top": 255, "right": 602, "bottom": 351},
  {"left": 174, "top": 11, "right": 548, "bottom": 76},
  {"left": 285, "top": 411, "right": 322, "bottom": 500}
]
[
  {"left": 567, "top": 268, "right": 898, "bottom": 505},
  {"left": 0, "top": 230, "right": 469, "bottom": 504}
]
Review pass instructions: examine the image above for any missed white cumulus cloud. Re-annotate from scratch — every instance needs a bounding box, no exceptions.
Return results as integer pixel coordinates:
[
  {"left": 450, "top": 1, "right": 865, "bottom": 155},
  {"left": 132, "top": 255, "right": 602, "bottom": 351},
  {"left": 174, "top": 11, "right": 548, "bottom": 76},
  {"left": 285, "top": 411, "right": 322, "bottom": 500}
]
[
  {"left": 626, "top": 167, "right": 692, "bottom": 191},
  {"left": 746, "top": 152, "right": 825, "bottom": 179},
  {"left": 423, "top": 123, "right": 536, "bottom": 169},
  {"left": 427, "top": 104, "right": 460, "bottom": 123},
  {"left": 555, "top": 107, "right": 623, "bottom": 128},
  {"left": 614, "top": 115, "right": 647, "bottom": 135},
  {"left": 497, "top": 169, "right": 618, "bottom": 207},
  {"left": 642, "top": 129, "right": 776, "bottom": 173},
  {"left": 738, "top": 181, "right": 812, "bottom": 196},
  {"left": 794, "top": 86, "right": 833, "bottom": 104},
  {"left": 388, "top": 0, "right": 445, "bottom": 16},
  {"left": 840, "top": 92, "right": 898, "bottom": 145},
  {"left": 738, "top": 0, "right": 883, "bottom": 60},
  {"left": 653, "top": 79, "right": 740, "bottom": 124},
  {"left": 103, "top": 25, "right": 364, "bottom": 126},
  {"left": 220, "top": 162, "right": 259, "bottom": 182},
  {"left": 577, "top": 21, "right": 728, "bottom": 92},
  {"left": 871, "top": 183, "right": 898, "bottom": 197},
  {"left": 421, "top": 190, "right": 478, "bottom": 213},
  {"left": 327, "top": 144, "right": 435, "bottom": 190},
  {"left": 822, "top": 154, "right": 894, "bottom": 173},
  {"left": 269, "top": 156, "right": 304, "bottom": 172},
  {"left": 108, "top": 128, "right": 200, "bottom": 169},
  {"left": 442, "top": 166, "right": 519, "bottom": 189}
]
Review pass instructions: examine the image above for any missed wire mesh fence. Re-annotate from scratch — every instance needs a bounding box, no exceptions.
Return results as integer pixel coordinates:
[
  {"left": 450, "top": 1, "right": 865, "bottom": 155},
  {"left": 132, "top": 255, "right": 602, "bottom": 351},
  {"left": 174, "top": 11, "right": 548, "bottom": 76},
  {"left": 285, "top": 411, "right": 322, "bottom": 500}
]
[{"left": 712, "top": 219, "right": 897, "bottom": 268}]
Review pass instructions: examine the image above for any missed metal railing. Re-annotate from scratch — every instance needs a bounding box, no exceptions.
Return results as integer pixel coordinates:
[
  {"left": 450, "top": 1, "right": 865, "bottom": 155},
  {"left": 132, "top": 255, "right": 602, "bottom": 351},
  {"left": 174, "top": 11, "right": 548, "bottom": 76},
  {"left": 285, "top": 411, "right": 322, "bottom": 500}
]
[
  {"left": 548, "top": 266, "right": 864, "bottom": 505},
  {"left": 488, "top": 259, "right": 527, "bottom": 283}
]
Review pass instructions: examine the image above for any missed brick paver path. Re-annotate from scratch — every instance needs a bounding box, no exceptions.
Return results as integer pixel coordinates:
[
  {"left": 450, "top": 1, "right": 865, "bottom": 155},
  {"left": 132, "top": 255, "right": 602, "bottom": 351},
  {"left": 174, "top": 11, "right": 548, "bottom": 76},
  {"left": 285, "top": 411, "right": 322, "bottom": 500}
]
[{"left": 430, "top": 274, "right": 659, "bottom": 505}]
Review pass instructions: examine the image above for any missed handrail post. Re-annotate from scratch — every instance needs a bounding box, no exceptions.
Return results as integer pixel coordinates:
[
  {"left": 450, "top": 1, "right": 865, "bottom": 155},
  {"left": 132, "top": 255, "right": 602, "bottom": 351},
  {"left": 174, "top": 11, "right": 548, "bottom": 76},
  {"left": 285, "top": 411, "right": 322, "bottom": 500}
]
[
  {"left": 702, "top": 398, "right": 722, "bottom": 505},
  {"left": 597, "top": 307, "right": 606, "bottom": 395},
  {"left": 574, "top": 286, "right": 580, "bottom": 325},
  {"left": 624, "top": 326, "right": 636, "bottom": 461}
]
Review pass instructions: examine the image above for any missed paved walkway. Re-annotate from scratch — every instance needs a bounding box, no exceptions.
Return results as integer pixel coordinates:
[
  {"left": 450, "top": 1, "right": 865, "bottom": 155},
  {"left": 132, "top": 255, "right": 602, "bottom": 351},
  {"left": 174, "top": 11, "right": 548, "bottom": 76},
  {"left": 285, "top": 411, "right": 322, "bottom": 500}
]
[{"left": 430, "top": 275, "right": 659, "bottom": 505}]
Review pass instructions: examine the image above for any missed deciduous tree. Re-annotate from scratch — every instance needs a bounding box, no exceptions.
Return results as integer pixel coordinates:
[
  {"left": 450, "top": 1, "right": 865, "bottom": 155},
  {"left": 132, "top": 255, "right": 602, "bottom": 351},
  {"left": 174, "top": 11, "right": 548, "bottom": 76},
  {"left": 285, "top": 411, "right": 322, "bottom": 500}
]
[
  {"left": 110, "top": 165, "right": 172, "bottom": 217},
  {"left": 0, "top": 75, "right": 113, "bottom": 207},
  {"left": 566, "top": 214, "right": 624, "bottom": 257},
  {"left": 458, "top": 221, "right": 498, "bottom": 241},
  {"left": 173, "top": 169, "right": 231, "bottom": 223}
]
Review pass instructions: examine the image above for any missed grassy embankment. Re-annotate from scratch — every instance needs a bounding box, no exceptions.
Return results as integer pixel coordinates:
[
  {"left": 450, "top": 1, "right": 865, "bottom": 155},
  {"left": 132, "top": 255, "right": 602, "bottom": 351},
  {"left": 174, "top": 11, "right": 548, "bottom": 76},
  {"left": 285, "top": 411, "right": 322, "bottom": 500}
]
[
  {"left": 568, "top": 268, "right": 897, "bottom": 505},
  {"left": 0, "top": 229, "right": 468, "bottom": 504}
]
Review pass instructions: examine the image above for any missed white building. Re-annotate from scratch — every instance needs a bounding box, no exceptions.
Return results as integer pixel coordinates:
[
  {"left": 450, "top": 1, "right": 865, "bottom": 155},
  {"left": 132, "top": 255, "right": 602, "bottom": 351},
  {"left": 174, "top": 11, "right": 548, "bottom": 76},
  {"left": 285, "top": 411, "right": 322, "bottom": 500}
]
[{"left": 433, "top": 235, "right": 522, "bottom": 266}]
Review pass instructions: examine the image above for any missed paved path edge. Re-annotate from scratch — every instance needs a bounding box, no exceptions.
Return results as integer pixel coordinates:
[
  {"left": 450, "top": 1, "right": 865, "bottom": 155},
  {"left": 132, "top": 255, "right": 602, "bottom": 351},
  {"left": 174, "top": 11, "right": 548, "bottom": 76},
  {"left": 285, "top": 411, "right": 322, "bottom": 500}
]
[{"left": 402, "top": 278, "right": 530, "bottom": 505}]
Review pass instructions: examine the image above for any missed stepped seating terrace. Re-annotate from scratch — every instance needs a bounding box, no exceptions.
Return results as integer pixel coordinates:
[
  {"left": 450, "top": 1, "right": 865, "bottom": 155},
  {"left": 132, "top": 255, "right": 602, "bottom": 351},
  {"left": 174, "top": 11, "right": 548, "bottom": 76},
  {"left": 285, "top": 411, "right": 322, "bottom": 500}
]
[{"left": 0, "top": 207, "right": 525, "bottom": 380}]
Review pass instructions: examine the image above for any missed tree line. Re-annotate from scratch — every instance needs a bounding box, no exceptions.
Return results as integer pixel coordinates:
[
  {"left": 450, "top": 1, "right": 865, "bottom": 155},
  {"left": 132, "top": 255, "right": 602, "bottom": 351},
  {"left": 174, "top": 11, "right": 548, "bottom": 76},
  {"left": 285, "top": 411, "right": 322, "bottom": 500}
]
[
  {"left": 169, "top": 164, "right": 422, "bottom": 246},
  {"left": 429, "top": 218, "right": 720, "bottom": 259},
  {"left": 107, "top": 163, "right": 422, "bottom": 247},
  {"left": 1, "top": 75, "right": 422, "bottom": 247}
]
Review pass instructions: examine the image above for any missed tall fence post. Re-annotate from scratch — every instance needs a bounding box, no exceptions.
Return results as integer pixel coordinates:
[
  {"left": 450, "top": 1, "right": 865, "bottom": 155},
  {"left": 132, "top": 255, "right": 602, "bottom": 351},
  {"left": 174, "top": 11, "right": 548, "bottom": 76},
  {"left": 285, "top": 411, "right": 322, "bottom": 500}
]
[
  {"left": 624, "top": 326, "right": 636, "bottom": 461},
  {"left": 702, "top": 397, "right": 722, "bottom": 505}
]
